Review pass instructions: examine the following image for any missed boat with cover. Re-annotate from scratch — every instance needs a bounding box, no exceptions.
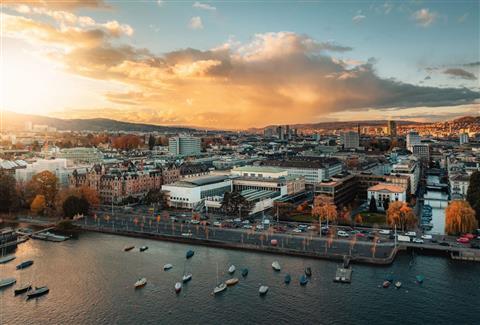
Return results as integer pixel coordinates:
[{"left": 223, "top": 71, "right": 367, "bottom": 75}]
[
  {"left": 182, "top": 273, "right": 192, "bottom": 283},
  {"left": 284, "top": 274, "right": 291, "bottom": 284},
  {"left": 213, "top": 263, "right": 227, "bottom": 295},
  {"left": 241, "top": 268, "right": 249, "bottom": 277},
  {"left": 139, "top": 246, "right": 148, "bottom": 252},
  {"left": 175, "top": 282, "right": 182, "bottom": 293},
  {"left": 0, "top": 255, "right": 16, "bottom": 264},
  {"left": 14, "top": 284, "right": 32, "bottom": 295},
  {"left": 186, "top": 250, "right": 194, "bottom": 259},
  {"left": 395, "top": 281, "right": 402, "bottom": 289},
  {"left": 271, "top": 261, "right": 281, "bottom": 271},
  {"left": 0, "top": 278, "right": 16, "bottom": 289},
  {"left": 164, "top": 264, "right": 173, "bottom": 271},
  {"left": 305, "top": 267, "right": 312, "bottom": 277},
  {"left": 299, "top": 275, "right": 308, "bottom": 286},
  {"left": 259, "top": 285, "right": 269, "bottom": 295},
  {"left": 16, "top": 260, "right": 33, "bottom": 270},
  {"left": 382, "top": 281, "right": 390, "bottom": 288},
  {"left": 228, "top": 265, "right": 236, "bottom": 274},
  {"left": 26, "top": 286, "right": 49, "bottom": 299},
  {"left": 225, "top": 278, "right": 239, "bottom": 286},
  {"left": 416, "top": 275, "right": 424, "bottom": 283}
]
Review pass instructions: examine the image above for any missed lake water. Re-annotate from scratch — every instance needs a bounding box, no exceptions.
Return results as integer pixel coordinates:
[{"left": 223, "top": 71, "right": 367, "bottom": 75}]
[{"left": 0, "top": 232, "right": 479, "bottom": 324}]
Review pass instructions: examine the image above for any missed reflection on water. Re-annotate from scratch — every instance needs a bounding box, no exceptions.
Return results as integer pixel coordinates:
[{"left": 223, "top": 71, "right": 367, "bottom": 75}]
[{"left": 0, "top": 232, "right": 479, "bottom": 325}]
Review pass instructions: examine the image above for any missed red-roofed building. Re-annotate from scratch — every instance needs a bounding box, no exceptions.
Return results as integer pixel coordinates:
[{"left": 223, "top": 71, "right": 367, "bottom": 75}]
[{"left": 367, "top": 182, "right": 407, "bottom": 211}]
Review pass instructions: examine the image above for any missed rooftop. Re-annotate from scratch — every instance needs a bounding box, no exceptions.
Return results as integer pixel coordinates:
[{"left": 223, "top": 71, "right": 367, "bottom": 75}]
[
  {"left": 232, "top": 166, "right": 287, "bottom": 174},
  {"left": 368, "top": 182, "right": 406, "bottom": 193}
]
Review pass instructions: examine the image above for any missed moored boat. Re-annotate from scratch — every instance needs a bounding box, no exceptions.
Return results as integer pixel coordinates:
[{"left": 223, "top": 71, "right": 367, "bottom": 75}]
[
  {"left": 0, "top": 255, "right": 16, "bottom": 264},
  {"left": 271, "top": 261, "right": 281, "bottom": 271},
  {"left": 416, "top": 275, "right": 425, "bottom": 283},
  {"left": 26, "top": 286, "right": 49, "bottom": 299},
  {"left": 0, "top": 278, "right": 16, "bottom": 289},
  {"left": 228, "top": 265, "right": 236, "bottom": 274},
  {"left": 259, "top": 285, "right": 269, "bottom": 295},
  {"left": 305, "top": 267, "right": 312, "bottom": 277},
  {"left": 182, "top": 273, "right": 192, "bottom": 283},
  {"left": 16, "top": 260, "right": 33, "bottom": 270},
  {"left": 186, "top": 250, "right": 194, "bottom": 259},
  {"left": 382, "top": 281, "right": 390, "bottom": 288},
  {"left": 299, "top": 275, "right": 308, "bottom": 286},
  {"left": 124, "top": 246, "right": 135, "bottom": 252},
  {"left": 139, "top": 246, "right": 148, "bottom": 252},
  {"left": 385, "top": 274, "right": 394, "bottom": 282},
  {"left": 395, "top": 281, "right": 402, "bottom": 289},
  {"left": 14, "top": 284, "right": 32, "bottom": 295},
  {"left": 284, "top": 274, "right": 291, "bottom": 284},
  {"left": 225, "top": 278, "right": 239, "bottom": 286},
  {"left": 175, "top": 282, "right": 182, "bottom": 293},
  {"left": 213, "top": 282, "right": 227, "bottom": 294},
  {"left": 241, "top": 268, "right": 249, "bottom": 277},
  {"left": 134, "top": 277, "right": 147, "bottom": 289},
  {"left": 164, "top": 264, "right": 173, "bottom": 271}
]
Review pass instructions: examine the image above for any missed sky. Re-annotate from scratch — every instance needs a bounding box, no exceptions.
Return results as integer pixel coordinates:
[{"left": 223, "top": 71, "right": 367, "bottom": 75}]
[{"left": 1, "top": 0, "right": 479, "bottom": 129}]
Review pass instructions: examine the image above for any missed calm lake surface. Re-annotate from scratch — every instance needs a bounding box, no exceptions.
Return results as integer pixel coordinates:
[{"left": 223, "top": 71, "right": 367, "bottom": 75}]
[{"left": 0, "top": 232, "right": 479, "bottom": 325}]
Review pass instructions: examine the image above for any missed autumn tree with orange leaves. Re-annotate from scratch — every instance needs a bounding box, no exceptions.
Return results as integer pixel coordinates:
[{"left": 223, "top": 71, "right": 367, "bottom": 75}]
[
  {"left": 445, "top": 200, "right": 478, "bottom": 235},
  {"left": 386, "top": 201, "right": 417, "bottom": 231},
  {"left": 312, "top": 195, "right": 338, "bottom": 228},
  {"left": 31, "top": 195, "right": 46, "bottom": 215}
]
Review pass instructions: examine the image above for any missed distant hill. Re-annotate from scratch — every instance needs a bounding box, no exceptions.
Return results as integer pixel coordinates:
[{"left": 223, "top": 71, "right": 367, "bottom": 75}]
[{"left": 1, "top": 111, "right": 196, "bottom": 133}]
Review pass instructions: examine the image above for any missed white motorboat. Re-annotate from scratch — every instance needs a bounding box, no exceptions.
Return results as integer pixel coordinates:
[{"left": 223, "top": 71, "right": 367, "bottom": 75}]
[
  {"left": 182, "top": 273, "right": 192, "bottom": 283},
  {"left": 225, "top": 278, "right": 239, "bottom": 286},
  {"left": 0, "top": 278, "right": 16, "bottom": 289},
  {"left": 271, "top": 261, "right": 281, "bottom": 271},
  {"left": 134, "top": 278, "right": 147, "bottom": 289},
  {"left": 213, "top": 282, "right": 227, "bottom": 294},
  {"left": 0, "top": 255, "right": 16, "bottom": 264},
  {"left": 259, "top": 285, "right": 269, "bottom": 295},
  {"left": 175, "top": 282, "right": 182, "bottom": 293},
  {"left": 395, "top": 281, "right": 402, "bottom": 289},
  {"left": 163, "top": 264, "right": 173, "bottom": 271},
  {"left": 228, "top": 265, "right": 236, "bottom": 274}
]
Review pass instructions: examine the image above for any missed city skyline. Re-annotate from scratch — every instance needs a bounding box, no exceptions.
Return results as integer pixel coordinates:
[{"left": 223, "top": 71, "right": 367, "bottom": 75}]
[{"left": 1, "top": 0, "right": 479, "bottom": 129}]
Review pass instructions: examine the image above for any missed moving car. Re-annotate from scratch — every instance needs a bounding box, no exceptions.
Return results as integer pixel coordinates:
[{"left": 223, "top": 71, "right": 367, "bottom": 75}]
[{"left": 379, "top": 230, "right": 391, "bottom": 235}]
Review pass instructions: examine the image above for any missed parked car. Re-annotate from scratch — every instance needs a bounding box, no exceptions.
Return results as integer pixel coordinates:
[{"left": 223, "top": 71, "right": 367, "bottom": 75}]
[
  {"left": 462, "top": 233, "right": 475, "bottom": 240},
  {"left": 337, "top": 230, "right": 349, "bottom": 237},
  {"left": 213, "top": 221, "right": 222, "bottom": 227},
  {"left": 292, "top": 228, "right": 302, "bottom": 233},
  {"left": 243, "top": 225, "right": 253, "bottom": 229},
  {"left": 256, "top": 225, "right": 264, "bottom": 230},
  {"left": 233, "top": 218, "right": 241, "bottom": 222},
  {"left": 412, "top": 238, "right": 424, "bottom": 244},
  {"left": 456, "top": 237, "right": 470, "bottom": 244},
  {"left": 170, "top": 217, "right": 178, "bottom": 222},
  {"left": 190, "top": 219, "right": 200, "bottom": 225},
  {"left": 439, "top": 241, "right": 450, "bottom": 246},
  {"left": 356, "top": 233, "right": 366, "bottom": 238},
  {"left": 405, "top": 231, "right": 417, "bottom": 237},
  {"left": 379, "top": 229, "right": 391, "bottom": 235},
  {"left": 421, "top": 234, "right": 433, "bottom": 240}
]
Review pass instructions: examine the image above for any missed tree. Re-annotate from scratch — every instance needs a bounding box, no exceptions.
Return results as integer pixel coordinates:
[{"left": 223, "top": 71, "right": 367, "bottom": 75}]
[
  {"left": 312, "top": 195, "right": 338, "bottom": 226},
  {"left": 31, "top": 195, "right": 46, "bottom": 215},
  {"left": 445, "top": 200, "right": 478, "bottom": 235},
  {"left": 0, "top": 174, "right": 19, "bottom": 213},
  {"left": 369, "top": 196, "right": 377, "bottom": 212},
  {"left": 62, "top": 195, "right": 90, "bottom": 219},
  {"left": 383, "top": 197, "right": 390, "bottom": 211},
  {"left": 78, "top": 186, "right": 100, "bottom": 207},
  {"left": 386, "top": 201, "right": 416, "bottom": 231},
  {"left": 354, "top": 214, "right": 363, "bottom": 226},
  {"left": 144, "top": 189, "right": 167, "bottom": 208},
  {"left": 27, "top": 171, "right": 58, "bottom": 210},
  {"left": 220, "top": 191, "right": 254, "bottom": 218},
  {"left": 148, "top": 134, "right": 156, "bottom": 150},
  {"left": 466, "top": 171, "right": 480, "bottom": 224}
]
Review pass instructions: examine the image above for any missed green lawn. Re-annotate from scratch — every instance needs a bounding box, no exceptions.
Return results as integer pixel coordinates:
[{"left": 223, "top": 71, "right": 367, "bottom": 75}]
[{"left": 359, "top": 211, "right": 387, "bottom": 226}]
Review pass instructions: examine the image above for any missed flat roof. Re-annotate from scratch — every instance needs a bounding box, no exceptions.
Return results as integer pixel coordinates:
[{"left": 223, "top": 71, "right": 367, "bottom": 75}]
[
  {"left": 170, "top": 175, "right": 230, "bottom": 188},
  {"left": 232, "top": 166, "right": 286, "bottom": 174},
  {"left": 368, "top": 182, "right": 406, "bottom": 193}
]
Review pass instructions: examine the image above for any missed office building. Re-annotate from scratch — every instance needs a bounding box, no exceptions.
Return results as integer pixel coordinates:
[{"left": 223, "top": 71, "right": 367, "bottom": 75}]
[
  {"left": 459, "top": 133, "right": 469, "bottom": 145},
  {"left": 340, "top": 131, "right": 359, "bottom": 149},
  {"left": 169, "top": 136, "right": 201, "bottom": 156},
  {"left": 406, "top": 130, "right": 421, "bottom": 152},
  {"left": 387, "top": 120, "right": 397, "bottom": 138}
]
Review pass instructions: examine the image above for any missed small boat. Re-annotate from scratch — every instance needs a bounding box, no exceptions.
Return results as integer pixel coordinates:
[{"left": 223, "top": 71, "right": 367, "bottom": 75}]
[
  {"left": 382, "top": 281, "right": 390, "bottom": 288},
  {"left": 175, "top": 282, "right": 182, "bottom": 293},
  {"left": 124, "top": 245, "right": 135, "bottom": 252},
  {"left": 186, "top": 250, "right": 194, "bottom": 259},
  {"left": 259, "top": 285, "right": 269, "bottom": 295},
  {"left": 182, "top": 273, "right": 192, "bottom": 283},
  {"left": 0, "top": 278, "right": 16, "bottom": 289},
  {"left": 385, "top": 274, "right": 394, "bottom": 282},
  {"left": 134, "top": 278, "right": 147, "bottom": 289},
  {"left": 225, "top": 278, "right": 239, "bottom": 286},
  {"left": 299, "top": 275, "right": 308, "bottom": 286},
  {"left": 228, "top": 265, "right": 236, "bottom": 274},
  {"left": 213, "top": 282, "right": 227, "bottom": 294},
  {"left": 164, "top": 264, "right": 173, "bottom": 271},
  {"left": 139, "top": 246, "right": 148, "bottom": 252},
  {"left": 416, "top": 275, "right": 425, "bottom": 284},
  {"left": 241, "top": 268, "right": 249, "bottom": 277},
  {"left": 305, "top": 267, "right": 312, "bottom": 277},
  {"left": 284, "top": 274, "right": 291, "bottom": 284},
  {"left": 270, "top": 239, "right": 278, "bottom": 246},
  {"left": 26, "top": 286, "right": 49, "bottom": 299},
  {"left": 271, "top": 261, "right": 281, "bottom": 271},
  {"left": 16, "top": 260, "right": 33, "bottom": 270},
  {"left": 0, "top": 255, "right": 16, "bottom": 264},
  {"left": 395, "top": 281, "right": 402, "bottom": 289},
  {"left": 14, "top": 284, "right": 32, "bottom": 295}
]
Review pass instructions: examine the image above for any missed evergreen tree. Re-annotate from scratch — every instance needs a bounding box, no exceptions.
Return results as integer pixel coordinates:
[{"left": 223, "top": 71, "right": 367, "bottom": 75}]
[{"left": 369, "top": 196, "right": 377, "bottom": 212}]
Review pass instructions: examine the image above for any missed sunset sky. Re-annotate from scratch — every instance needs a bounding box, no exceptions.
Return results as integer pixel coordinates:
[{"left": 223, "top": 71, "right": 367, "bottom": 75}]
[{"left": 1, "top": 0, "right": 479, "bottom": 129}]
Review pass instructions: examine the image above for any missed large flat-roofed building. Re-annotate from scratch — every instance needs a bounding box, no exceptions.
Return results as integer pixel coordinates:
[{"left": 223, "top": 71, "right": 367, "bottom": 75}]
[
  {"left": 314, "top": 173, "right": 357, "bottom": 208},
  {"left": 169, "top": 136, "right": 201, "bottom": 156},
  {"left": 162, "top": 175, "right": 232, "bottom": 209},
  {"left": 231, "top": 166, "right": 288, "bottom": 179},
  {"left": 261, "top": 157, "right": 343, "bottom": 186},
  {"left": 392, "top": 157, "right": 420, "bottom": 195},
  {"left": 367, "top": 183, "right": 407, "bottom": 211},
  {"left": 16, "top": 158, "right": 71, "bottom": 187},
  {"left": 57, "top": 147, "right": 104, "bottom": 164},
  {"left": 355, "top": 173, "right": 411, "bottom": 201}
]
